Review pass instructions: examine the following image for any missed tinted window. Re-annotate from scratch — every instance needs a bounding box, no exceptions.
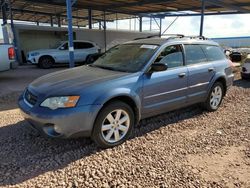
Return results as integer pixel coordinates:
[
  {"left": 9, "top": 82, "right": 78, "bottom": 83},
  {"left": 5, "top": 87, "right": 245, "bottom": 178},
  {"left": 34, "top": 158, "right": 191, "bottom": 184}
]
[
  {"left": 156, "top": 45, "right": 184, "bottom": 68},
  {"left": 201, "top": 45, "right": 226, "bottom": 61},
  {"left": 74, "top": 42, "right": 94, "bottom": 49},
  {"left": 184, "top": 45, "right": 207, "bottom": 65},
  {"left": 93, "top": 44, "right": 158, "bottom": 72}
]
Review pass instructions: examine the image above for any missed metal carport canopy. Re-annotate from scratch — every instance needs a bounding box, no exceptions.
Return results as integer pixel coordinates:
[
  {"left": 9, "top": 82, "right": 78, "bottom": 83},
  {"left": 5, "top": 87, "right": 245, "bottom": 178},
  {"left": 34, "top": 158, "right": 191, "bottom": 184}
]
[
  {"left": 1, "top": 0, "right": 250, "bottom": 67},
  {"left": 1, "top": 0, "right": 250, "bottom": 26}
]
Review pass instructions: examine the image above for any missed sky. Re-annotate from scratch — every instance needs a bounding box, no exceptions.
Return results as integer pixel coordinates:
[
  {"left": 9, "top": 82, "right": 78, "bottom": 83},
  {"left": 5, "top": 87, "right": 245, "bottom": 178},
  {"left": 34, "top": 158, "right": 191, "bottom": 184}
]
[{"left": 1, "top": 14, "right": 250, "bottom": 39}]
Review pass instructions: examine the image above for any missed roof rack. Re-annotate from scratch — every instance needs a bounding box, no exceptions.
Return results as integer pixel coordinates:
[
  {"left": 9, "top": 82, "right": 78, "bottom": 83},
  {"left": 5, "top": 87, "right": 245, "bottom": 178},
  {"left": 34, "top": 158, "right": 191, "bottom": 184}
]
[
  {"left": 134, "top": 34, "right": 208, "bottom": 41},
  {"left": 183, "top": 35, "right": 208, "bottom": 40},
  {"left": 134, "top": 34, "right": 185, "bottom": 41},
  {"left": 165, "top": 35, "right": 209, "bottom": 41}
]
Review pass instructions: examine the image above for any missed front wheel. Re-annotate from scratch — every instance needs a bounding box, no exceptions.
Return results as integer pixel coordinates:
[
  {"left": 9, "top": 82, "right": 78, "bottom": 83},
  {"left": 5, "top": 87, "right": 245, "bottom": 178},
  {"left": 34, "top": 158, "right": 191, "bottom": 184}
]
[
  {"left": 92, "top": 101, "right": 135, "bottom": 149},
  {"left": 203, "top": 82, "right": 225, "bottom": 111},
  {"left": 39, "top": 56, "right": 54, "bottom": 69}
]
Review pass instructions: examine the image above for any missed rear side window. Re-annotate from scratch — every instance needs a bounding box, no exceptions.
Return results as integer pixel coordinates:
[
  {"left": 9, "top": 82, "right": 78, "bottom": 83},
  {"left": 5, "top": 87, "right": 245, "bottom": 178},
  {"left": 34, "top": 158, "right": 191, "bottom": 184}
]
[
  {"left": 201, "top": 45, "right": 226, "bottom": 61},
  {"left": 184, "top": 45, "right": 207, "bottom": 65},
  {"left": 74, "top": 42, "right": 94, "bottom": 49}
]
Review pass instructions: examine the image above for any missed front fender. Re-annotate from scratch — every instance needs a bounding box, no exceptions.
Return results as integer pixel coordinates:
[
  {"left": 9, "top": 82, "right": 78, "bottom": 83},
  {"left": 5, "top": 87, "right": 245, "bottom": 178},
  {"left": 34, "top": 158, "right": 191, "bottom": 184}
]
[
  {"left": 91, "top": 87, "right": 142, "bottom": 123},
  {"left": 94, "top": 87, "right": 142, "bottom": 110}
]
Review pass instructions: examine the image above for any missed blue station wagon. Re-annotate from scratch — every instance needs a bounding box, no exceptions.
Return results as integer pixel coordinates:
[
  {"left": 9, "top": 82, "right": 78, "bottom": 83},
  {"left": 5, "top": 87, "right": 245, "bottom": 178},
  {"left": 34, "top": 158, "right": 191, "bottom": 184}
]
[{"left": 19, "top": 35, "right": 234, "bottom": 148}]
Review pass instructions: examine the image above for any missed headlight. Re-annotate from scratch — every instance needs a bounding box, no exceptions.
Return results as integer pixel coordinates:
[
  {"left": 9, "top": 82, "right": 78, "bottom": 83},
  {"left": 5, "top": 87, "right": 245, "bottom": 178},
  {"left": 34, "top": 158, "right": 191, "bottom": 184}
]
[
  {"left": 31, "top": 52, "right": 40, "bottom": 56},
  {"left": 41, "top": 96, "right": 80, "bottom": 110}
]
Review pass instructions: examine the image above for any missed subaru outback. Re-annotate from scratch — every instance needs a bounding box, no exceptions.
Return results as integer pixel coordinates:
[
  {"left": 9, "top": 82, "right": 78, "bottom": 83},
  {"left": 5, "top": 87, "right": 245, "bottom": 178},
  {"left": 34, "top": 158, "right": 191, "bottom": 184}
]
[{"left": 19, "top": 35, "right": 234, "bottom": 148}]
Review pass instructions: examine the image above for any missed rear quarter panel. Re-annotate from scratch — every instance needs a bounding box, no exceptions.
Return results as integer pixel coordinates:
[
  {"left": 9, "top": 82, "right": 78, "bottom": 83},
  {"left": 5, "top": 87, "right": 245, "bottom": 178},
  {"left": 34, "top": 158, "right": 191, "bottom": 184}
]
[
  {"left": 208, "top": 60, "right": 234, "bottom": 94},
  {"left": 0, "top": 44, "right": 12, "bottom": 71}
]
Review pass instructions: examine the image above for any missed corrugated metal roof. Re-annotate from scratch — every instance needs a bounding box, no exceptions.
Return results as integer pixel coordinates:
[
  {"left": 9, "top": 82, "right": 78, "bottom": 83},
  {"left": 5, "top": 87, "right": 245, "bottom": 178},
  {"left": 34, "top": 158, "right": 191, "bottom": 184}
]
[{"left": 1, "top": 0, "right": 250, "bottom": 27}]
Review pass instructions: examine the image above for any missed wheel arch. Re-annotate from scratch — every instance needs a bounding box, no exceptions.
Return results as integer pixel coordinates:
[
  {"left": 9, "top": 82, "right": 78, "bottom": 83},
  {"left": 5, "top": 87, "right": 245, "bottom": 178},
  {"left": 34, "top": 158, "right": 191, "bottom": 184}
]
[
  {"left": 214, "top": 76, "right": 227, "bottom": 96},
  {"left": 96, "top": 95, "right": 141, "bottom": 126},
  {"left": 38, "top": 55, "right": 55, "bottom": 64},
  {"left": 205, "top": 74, "right": 227, "bottom": 100}
]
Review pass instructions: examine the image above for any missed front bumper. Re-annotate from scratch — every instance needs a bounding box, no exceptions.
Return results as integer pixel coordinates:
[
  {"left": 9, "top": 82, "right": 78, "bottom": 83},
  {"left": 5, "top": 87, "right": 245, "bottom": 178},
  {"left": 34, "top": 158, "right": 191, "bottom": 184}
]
[
  {"left": 27, "top": 56, "right": 38, "bottom": 64},
  {"left": 18, "top": 96, "right": 102, "bottom": 138}
]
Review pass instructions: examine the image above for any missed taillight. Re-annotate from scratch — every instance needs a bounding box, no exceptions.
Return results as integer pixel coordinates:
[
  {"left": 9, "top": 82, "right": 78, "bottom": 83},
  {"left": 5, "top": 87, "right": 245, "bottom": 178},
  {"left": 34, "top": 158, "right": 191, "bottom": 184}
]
[{"left": 8, "top": 47, "right": 15, "bottom": 60}]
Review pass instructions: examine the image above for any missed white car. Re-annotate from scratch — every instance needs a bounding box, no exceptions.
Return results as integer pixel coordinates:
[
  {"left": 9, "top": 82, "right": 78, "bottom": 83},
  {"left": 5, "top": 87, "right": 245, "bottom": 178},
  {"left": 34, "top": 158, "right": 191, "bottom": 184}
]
[
  {"left": 27, "top": 40, "right": 101, "bottom": 68},
  {"left": 241, "top": 54, "right": 250, "bottom": 80},
  {"left": 0, "top": 43, "right": 16, "bottom": 71}
]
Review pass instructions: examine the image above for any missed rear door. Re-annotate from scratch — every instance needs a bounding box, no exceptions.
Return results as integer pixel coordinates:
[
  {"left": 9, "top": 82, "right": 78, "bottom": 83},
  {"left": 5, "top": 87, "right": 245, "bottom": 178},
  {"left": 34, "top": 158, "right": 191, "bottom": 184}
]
[
  {"left": 142, "top": 44, "right": 188, "bottom": 117},
  {"left": 74, "top": 42, "right": 97, "bottom": 62},
  {"left": 184, "top": 44, "right": 215, "bottom": 103}
]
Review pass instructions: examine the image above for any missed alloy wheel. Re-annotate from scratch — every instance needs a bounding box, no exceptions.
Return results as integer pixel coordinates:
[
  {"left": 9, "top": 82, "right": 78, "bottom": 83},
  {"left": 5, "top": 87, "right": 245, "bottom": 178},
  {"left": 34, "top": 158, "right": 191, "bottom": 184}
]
[
  {"left": 101, "top": 109, "right": 130, "bottom": 143},
  {"left": 210, "top": 86, "right": 223, "bottom": 109}
]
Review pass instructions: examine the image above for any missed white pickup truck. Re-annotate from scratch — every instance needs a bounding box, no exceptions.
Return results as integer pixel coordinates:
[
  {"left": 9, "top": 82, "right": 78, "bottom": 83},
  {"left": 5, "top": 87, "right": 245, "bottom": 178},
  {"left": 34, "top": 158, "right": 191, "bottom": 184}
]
[
  {"left": 27, "top": 40, "right": 101, "bottom": 69},
  {"left": 0, "top": 44, "right": 16, "bottom": 72}
]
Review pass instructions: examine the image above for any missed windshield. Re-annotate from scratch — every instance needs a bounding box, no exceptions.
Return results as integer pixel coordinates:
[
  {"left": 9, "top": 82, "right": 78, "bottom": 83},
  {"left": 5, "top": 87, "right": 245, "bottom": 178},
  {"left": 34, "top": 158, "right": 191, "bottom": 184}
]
[{"left": 93, "top": 44, "right": 159, "bottom": 72}]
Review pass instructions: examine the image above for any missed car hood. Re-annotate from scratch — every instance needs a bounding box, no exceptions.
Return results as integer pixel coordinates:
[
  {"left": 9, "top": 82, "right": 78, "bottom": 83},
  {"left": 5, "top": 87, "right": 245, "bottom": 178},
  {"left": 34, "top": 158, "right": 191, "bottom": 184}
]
[{"left": 29, "top": 66, "right": 131, "bottom": 96}]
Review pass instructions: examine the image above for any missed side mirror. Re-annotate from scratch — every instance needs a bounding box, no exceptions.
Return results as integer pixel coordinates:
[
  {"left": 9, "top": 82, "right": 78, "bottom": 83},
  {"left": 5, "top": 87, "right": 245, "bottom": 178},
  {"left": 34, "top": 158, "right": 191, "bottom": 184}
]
[
  {"left": 59, "top": 46, "right": 65, "bottom": 50},
  {"left": 150, "top": 63, "right": 168, "bottom": 73}
]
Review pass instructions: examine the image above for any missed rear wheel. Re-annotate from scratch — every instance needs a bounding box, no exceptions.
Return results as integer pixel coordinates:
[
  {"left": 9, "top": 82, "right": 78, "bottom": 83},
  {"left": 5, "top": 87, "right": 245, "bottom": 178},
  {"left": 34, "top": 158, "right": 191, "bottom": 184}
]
[
  {"left": 39, "top": 56, "right": 54, "bottom": 69},
  {"left": 203, "top": 82, "right": 225, "bottom": 111},
  {"left": 92, "top": 101, "right": 134, "bottom": 149},
  {"left": 86, "top": 55, "right": 95, "bottom": 64}
]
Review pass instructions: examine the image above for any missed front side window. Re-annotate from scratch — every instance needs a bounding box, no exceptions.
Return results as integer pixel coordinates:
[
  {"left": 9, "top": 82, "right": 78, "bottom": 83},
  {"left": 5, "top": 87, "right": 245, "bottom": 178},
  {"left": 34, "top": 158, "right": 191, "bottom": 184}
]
[
  {"left": 155, "top": 45, "right": 184, "bottom": 69},
  {"left": 184, "top": 45, "right": 207, "bottom": 65},
  {"left": 201, "top": 45, "right": 226, "bottom": 61},
  {"left": 93, "top": 44, "right": 158, "bottom": 72}
]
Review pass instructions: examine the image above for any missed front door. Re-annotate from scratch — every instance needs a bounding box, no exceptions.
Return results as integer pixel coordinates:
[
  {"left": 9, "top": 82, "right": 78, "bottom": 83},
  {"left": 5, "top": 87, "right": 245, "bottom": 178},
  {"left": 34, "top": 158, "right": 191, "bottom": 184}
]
[
  {"left": 142, "top": 44, "right": 188, "bottom": 118},
  {"left": 56, "top": 42, "right": 69, "bottom": 63}
]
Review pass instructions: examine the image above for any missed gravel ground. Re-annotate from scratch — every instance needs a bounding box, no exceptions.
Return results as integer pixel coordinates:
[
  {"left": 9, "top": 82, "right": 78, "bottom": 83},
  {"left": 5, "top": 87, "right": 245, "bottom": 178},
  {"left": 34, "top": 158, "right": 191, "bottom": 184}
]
[{"left": 0, "top": 67, "right": 249, "bottom": 188}]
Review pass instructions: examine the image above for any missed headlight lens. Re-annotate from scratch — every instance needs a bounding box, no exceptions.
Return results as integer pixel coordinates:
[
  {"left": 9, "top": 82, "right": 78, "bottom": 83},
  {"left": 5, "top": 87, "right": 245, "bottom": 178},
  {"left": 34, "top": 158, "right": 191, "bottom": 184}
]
[
  {"left": 41, "top": 96, "right": 80, "bottom": 110},
  {"left": 31, "top": 52, "right": 40, "bottom": 56}
]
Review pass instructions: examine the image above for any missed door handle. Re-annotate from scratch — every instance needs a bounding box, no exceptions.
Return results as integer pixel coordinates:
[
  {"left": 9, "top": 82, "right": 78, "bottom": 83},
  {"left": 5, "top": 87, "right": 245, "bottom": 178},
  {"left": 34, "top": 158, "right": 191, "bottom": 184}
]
[
  {"left": 208, "top": 68, "right": 215, "bottom": 72},
  {"left": 179, "top": 73, "right": 186, "bottom": 78}
]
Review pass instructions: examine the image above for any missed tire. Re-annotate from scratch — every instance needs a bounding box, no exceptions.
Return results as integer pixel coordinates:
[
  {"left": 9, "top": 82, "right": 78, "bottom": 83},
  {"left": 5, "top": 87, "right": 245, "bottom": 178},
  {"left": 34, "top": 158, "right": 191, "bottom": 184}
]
[
  {"left": 203, "top": 82, "right": 225, "bottom": 112},
  {"left": 242, "top": 76, "right": 247, "bottom": 80},
  {"left": 241, "top": 74, "right": 249, "bottom": 80},
  {"left": 39, "top": 56, "right": 54, "bottom": 69},
  {"left": 86, "top": 55, "right": 95, "bottom": 64},
  {"left": 92, "top": 101, "right": 135, "bottom": 149}
]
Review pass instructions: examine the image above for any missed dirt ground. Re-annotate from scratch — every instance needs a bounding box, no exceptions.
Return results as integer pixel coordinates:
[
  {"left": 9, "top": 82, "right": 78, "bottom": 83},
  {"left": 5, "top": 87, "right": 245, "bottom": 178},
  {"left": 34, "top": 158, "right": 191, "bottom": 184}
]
[{"left": 0, "top": 66, "right": 249, "bottom": 188}]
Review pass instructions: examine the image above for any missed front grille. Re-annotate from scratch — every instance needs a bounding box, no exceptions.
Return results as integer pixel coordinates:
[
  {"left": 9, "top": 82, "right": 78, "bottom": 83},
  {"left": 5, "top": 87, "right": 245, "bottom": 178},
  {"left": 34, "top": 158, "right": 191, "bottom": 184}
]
[{"left": 25, "top": 90, "right": 38, "bottom": 106}]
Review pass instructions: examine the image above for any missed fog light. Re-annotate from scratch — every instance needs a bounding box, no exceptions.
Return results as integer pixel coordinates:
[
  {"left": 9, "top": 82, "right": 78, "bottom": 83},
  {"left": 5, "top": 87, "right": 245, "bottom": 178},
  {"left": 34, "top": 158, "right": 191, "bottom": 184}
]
[
  {"left": 54, "top": 125, "right": 63, "bottom": 134},
  {"left": 43, "top": 124, "right": 62, "bottom": 137}
]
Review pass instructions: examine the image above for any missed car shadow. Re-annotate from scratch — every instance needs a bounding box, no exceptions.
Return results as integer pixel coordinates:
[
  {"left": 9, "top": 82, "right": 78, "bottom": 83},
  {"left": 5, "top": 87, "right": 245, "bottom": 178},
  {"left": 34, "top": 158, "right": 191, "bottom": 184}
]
[{"left": 0, "top": 105, "right": 204, "bottom": 186}]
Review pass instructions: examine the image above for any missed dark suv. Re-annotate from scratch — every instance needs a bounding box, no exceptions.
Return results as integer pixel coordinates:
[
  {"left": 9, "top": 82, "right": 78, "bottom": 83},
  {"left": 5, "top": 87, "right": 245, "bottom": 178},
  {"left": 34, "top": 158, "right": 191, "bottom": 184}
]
[{"left": 19, "top": 35, "right": 234, "bottom": 148}]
